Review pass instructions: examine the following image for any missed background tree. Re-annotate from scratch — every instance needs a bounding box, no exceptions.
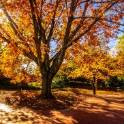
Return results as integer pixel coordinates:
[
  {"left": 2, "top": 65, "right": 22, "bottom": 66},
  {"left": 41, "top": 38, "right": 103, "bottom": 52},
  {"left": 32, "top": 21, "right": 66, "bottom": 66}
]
[
  {"left": 116, "top": 35, "right": 124, "bottom": 74},
  {"left": 0, "top": 0, "right": 124, "bottom": 98},
  {"left": 63, "top": 43, "right": 110, "bottom": 95}
]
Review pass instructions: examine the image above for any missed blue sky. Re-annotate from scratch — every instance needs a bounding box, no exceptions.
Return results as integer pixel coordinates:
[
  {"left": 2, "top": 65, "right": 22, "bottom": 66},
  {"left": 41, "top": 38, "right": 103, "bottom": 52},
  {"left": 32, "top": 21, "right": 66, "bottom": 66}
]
[{"left": 108, "top": 18, "right": 124, "bottom": 49}]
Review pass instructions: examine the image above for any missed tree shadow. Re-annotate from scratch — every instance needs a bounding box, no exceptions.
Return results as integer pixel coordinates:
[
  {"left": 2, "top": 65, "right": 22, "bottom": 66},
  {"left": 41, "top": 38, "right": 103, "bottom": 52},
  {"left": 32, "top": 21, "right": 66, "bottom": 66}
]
[
  {"left": 95, "top": 95, "right": 124, "bottom": 104},
  {"left": 59, "top": 108, "right": 124, "bottom": 124},
  {"left": 71, "top": 88, "right": 124, "bottom": 104},
  {"left": 4, "top": 90, "right": 124, "bottom": 124}
]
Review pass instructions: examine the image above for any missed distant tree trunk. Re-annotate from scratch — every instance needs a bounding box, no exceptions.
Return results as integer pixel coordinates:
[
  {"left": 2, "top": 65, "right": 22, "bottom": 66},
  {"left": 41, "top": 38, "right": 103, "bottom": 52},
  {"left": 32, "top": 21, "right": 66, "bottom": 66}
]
[
  {"left": 92, "top": 82, "right": 96, "bottom": 95},
  {"left": 92, "top": 75, "right": 97, "bottom": 95}
]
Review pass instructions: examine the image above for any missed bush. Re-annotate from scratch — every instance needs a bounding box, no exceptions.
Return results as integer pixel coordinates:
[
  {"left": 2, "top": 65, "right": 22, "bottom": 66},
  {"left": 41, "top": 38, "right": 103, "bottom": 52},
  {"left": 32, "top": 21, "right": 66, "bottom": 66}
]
[
  {"left": 108, "top": 76, "right": 124, "bottom": 90},
  {"left": 28, "top": 82, "right": 41, "bottom": 88},
  {"left": 52, "top": 75, "right": 69, "bottom": 88},
  {"left": 68, "top": 77, "right": 91, "bottom": 88},
  {"left": 0, "top": 72, "right": 12, "bottom": 88}
]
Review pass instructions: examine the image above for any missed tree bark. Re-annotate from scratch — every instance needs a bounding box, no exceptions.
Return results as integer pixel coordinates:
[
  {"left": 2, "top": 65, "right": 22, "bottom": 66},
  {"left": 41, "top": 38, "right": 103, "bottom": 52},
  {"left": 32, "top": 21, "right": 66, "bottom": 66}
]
[
  {"left": 92, "top": 75, "right": 97, "bottom": 95},
  {"left": 42, "top": 78, "right": 53, "bottom": 99},
  {"left": 92, "top": 82, "right": 96, "bottom": 95},
  {"left": 40, "top": 67, "right": 54, "bottom": 99}
]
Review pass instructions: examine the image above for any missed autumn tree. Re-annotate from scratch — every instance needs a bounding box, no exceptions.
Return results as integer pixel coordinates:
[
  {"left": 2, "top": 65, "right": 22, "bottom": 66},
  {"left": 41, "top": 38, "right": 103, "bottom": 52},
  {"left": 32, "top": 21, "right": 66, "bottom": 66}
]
[
  {"left": 63, "top": 43, "right": 110, "bottom": 95},
  {"left": 0, "top": 0, "right": 124, "bottom": 98},
  {"left": 107, "top": 35, "right": 124, "bottom": 83},
  {"left": 117, "top": 35, "right": 124, "bottom": 58},
  {"left": 62, "top": 42, "right": 124, "bottom": 94},
  {"left": 116, "top": 35, "right": 124, "bottom": 75}
]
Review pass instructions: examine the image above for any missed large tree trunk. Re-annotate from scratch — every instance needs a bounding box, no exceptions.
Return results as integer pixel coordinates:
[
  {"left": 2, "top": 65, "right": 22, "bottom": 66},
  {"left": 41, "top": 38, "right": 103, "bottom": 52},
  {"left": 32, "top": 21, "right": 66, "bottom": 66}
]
[
  {"left": 42, "top": 78, "right": 53, "bottom": 99},
  {"left": 38, "top": 45, "right": 66, "bottom": 99},
  {"left": 40, "top": 67, "right": 54, "bottom": 99}
]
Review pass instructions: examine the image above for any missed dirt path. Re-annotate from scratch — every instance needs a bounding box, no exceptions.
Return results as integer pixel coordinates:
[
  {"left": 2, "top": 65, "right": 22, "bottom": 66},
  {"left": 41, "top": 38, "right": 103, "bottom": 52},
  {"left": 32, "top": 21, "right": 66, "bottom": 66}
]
[
  {"left": 0, "top": 90, "right": 124, "bottom": 124},
  {"left": 58, "top": 93, "right": 124, "bottom": 124}
]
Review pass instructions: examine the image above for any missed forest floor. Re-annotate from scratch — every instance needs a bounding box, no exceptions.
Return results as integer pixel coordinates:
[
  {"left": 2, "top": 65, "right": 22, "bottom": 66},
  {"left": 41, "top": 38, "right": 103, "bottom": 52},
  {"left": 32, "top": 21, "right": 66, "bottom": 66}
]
[{"left": 0, "top": 88, "right": 124, "bottom": 124}]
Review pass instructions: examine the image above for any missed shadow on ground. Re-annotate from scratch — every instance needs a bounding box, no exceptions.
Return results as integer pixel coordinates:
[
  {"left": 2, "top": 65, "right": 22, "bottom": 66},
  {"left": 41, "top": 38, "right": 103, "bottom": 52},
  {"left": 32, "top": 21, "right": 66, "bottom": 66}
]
[{"left": 2, "top": 89, "right": 124, "bottom": 124}]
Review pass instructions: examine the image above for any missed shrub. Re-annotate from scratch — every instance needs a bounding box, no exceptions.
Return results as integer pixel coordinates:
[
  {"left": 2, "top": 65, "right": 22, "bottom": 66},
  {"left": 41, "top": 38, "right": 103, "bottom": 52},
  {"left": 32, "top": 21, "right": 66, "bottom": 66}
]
[
  {"left": 108, "top": 76, "right": 124, "bottom": 90},
  {"left": 52, "top": 75, "right": 69, "bottom": 88}
]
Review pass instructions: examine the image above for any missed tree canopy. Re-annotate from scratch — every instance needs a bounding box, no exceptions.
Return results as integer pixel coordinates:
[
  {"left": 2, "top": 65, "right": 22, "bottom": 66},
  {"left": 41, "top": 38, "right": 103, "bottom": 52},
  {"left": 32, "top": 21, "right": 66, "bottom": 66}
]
[{"left": 0, "top": 0, "right": 124, "bottom": 98}]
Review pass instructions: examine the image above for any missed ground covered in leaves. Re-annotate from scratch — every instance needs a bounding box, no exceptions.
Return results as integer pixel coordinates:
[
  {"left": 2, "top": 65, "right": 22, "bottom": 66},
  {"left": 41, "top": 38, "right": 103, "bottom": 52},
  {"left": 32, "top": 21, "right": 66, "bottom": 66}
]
[{"left": 0, "top": 88, "right": 124, "bottom": 124}]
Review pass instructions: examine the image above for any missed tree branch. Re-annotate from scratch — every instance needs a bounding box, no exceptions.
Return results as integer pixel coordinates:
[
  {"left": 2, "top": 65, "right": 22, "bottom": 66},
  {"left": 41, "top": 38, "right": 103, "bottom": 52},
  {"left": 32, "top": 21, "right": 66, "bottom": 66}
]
[
  {"left": 47, "top": 0, "right": 60, "bottom": 43},
  {"left": 68, "top": 2, "right": 89, "bottom": 41},
  {"left": 49, "top": 0, "right": 78, "bottom": 74},
  {"left": 0, "top": 3, "right": 35, "bottom": 59},
  {"left": 0, "top": 32, "right": 38, "bottom": 64},
  {"left": 67, "top": 0, "right": 119, "bottom": 47}
]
